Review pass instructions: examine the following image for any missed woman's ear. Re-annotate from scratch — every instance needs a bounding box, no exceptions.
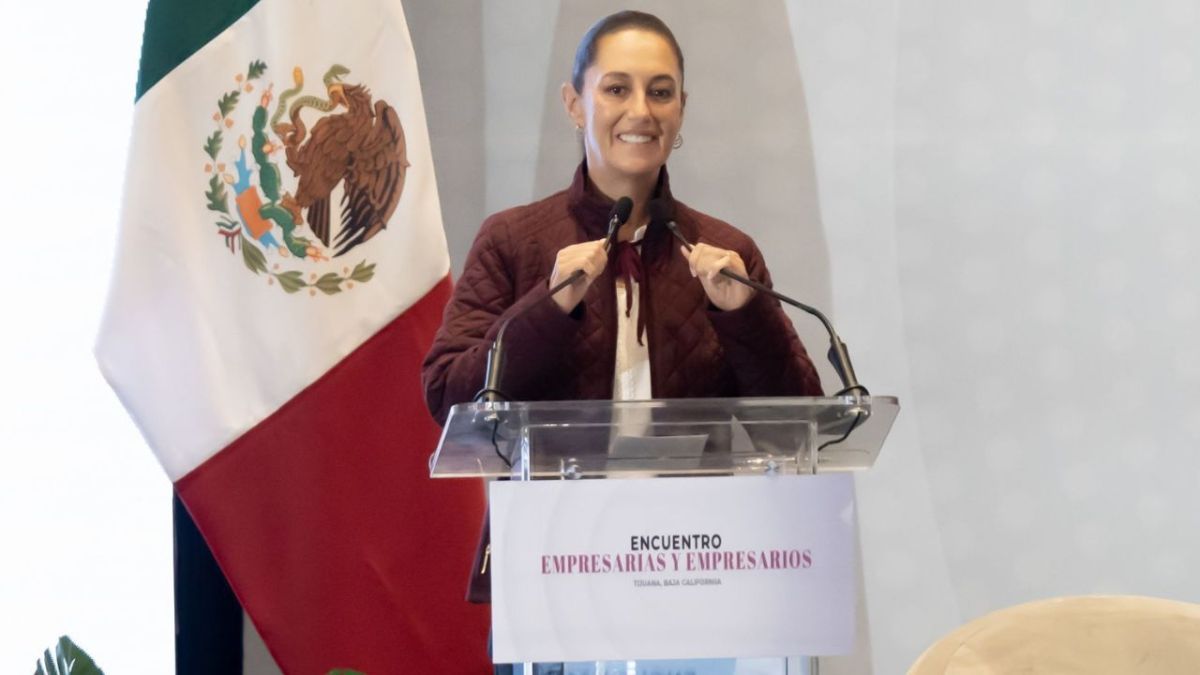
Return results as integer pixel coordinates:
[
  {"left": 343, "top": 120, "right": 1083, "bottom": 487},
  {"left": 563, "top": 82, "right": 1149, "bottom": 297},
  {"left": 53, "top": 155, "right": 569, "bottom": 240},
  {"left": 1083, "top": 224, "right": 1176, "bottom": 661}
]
[{"left": 561, "top": 82, "right": 585, "bottom": 129}]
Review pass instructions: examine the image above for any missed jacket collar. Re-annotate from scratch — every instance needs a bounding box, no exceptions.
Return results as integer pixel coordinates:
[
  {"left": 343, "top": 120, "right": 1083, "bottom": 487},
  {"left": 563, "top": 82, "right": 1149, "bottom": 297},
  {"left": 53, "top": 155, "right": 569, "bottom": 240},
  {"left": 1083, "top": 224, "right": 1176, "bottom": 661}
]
[{"left": 566, "top": 160, "right": 674, "bottom": 238}]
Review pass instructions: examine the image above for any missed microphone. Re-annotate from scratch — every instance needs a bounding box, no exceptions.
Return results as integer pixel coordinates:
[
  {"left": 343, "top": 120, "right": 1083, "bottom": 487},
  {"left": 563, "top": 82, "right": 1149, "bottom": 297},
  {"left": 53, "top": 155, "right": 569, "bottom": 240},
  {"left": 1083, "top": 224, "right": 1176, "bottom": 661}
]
[
  {"left": 603, "top": 196, "right": 634, "bottom": 252},
  {"left": 476, "top": 197, "right": 635, "bottom": 403},
  {"left": 647, "top": 199, "right": 868, "bottom": 397}
]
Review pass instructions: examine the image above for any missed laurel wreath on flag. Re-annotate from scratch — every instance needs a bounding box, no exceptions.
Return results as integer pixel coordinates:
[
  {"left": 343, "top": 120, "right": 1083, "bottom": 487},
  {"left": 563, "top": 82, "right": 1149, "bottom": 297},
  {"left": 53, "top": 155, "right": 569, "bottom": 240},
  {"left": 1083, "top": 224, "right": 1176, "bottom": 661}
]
[{"left": 201, "top": 60, "right": 377, "bottom": 296}]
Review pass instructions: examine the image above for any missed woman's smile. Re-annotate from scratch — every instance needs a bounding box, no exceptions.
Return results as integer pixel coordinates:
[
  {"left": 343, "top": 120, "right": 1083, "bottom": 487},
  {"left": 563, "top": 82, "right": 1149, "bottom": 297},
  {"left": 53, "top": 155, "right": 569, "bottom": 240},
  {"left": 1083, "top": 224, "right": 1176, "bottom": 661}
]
[{"left": 616, "top": 132, "right": 656, "bottom": 144}]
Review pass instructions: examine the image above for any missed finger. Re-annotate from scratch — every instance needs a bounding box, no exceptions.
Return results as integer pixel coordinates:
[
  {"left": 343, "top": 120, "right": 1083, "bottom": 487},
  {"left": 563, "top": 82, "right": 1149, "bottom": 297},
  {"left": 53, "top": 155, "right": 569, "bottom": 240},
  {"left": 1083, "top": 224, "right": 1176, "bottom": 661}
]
[
  {"left": 583, "top": 258, "right": 603, "bottom": 280},
  {"left": 728, "top": 252, "right": 746, "bottom": 276},
  {"left": 556, "top": 256, "right": 586, "bottom": 282},
  {"left": 680, "top": 245, "right": 696, "bottom": 276},
  {"left": 587, "top": 243, "right": 608, "bottom": 271},
  {"left": 719, "top": 252, "right": 733, "bottom": 274},
  {"left": 591, "top": 250, "right": 610, "bottom": 276},
  {"left": 699, "top": 251, "right": 719, "bottom": 280}
]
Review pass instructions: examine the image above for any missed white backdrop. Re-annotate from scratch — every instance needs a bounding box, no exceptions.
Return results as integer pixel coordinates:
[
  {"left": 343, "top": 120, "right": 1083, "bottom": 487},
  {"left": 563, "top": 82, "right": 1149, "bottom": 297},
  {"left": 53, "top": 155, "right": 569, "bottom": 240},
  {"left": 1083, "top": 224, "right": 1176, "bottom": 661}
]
[
  {"left": 0, "top": 1, "right": 170, "bottom": 674},
  {"left": 3, "top": 1, "right": 1199, "bottom": 674},
  {"left": 893, "top": 0, "right": 1200, "bottom": 625}
]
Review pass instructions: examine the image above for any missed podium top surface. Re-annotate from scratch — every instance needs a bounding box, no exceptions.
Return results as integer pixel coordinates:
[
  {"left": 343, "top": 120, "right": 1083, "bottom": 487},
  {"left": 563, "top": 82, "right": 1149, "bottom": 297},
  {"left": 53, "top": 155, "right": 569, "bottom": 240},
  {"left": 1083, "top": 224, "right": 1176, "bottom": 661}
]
[{"left": 430, "top": 395, "right": 899, "bottom": 478}]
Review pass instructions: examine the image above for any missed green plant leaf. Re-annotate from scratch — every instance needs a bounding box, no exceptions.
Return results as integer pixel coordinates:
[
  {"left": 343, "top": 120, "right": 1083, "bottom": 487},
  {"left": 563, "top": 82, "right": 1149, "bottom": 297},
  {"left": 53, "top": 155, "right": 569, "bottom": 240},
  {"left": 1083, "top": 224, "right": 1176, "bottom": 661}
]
[
  {"left": 216, "top": 219, "right": 238, "bottom": 231},
  {"left": 247, "top": 60, "right": 267, "bottom": 80},
  {"left": 34, "top": 636, "right": 104, "bottom": 675},
  {"left": 204, "top": 130, "right": 222, "bottom": 160},
  {"left": 314, "top": 272, "right": 344, "bottom": 295},
  {"left": 205, "top": 174, "right": 229, "bottom": 214},
  {"left": 217, "top": 90, "right": 240, "bottom": 118},
  {"left": 349, "top": 261, "right": 375, "bottom": 283},
  {"left": 36, "top": 648, "right": 54, "bottom": 675},
  {"left": 274, "top": 270, "right": 306, "bottom": 293},
  {"left": 240, "top": 235, "right": 267, "bottom": 274}
]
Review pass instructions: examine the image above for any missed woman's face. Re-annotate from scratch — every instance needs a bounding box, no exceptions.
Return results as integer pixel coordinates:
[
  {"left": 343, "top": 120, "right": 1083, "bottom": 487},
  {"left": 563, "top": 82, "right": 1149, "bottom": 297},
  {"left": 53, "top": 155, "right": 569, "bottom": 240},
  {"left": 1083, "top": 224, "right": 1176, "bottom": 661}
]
[{"left": 565, "top": 29, "right": 685, "bottom": 186}]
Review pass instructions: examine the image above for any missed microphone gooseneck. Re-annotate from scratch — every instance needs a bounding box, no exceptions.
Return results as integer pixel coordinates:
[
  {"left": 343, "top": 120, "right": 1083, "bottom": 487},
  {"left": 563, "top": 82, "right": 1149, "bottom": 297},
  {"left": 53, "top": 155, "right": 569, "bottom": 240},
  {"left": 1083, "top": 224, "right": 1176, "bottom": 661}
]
[
  {"left": 475, "top": 197, "right": 635, "bottom": 403},
  {"left": 647, "top": 199, "right": 868, "bottom": 398}
]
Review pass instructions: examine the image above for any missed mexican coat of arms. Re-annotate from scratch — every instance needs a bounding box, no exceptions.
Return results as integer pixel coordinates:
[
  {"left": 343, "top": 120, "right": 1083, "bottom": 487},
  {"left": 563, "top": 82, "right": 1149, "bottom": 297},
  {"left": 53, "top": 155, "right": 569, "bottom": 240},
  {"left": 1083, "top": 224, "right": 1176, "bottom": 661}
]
[{"left": 202, "top": 61, "right": 408, "bottom": 295}]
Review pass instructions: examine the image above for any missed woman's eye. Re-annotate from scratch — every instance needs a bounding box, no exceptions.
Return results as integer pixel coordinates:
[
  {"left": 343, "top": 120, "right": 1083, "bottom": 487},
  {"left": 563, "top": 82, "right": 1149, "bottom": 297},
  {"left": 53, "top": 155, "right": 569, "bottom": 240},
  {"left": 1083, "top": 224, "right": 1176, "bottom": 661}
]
[
  {"left": 606, "top": 85, "right": 627, "bottom": 95},
  {"left": 651, "top": 88, "right": 674, "bottom": 99}
]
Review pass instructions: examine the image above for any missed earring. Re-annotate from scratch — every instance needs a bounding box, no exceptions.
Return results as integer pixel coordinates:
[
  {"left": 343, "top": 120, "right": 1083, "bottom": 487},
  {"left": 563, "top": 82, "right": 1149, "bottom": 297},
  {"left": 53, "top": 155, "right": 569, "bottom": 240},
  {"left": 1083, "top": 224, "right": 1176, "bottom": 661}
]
[
  {"left": 673, "top": 133, "right": 684, "bottom": 149},
  {"left": 575, "top": 125, "right": 584, "bottom": 138}
]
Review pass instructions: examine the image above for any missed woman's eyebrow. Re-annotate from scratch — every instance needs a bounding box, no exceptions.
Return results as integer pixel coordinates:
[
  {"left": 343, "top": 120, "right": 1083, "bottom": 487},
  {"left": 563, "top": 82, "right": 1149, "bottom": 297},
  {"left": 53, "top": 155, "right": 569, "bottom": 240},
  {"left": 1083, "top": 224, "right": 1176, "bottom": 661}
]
[
  {"left": 599, "top": 72, "right": 677, "bottom": 85},
  {"left": 597, "top": 72, "right": 676, "bottom": 81}
]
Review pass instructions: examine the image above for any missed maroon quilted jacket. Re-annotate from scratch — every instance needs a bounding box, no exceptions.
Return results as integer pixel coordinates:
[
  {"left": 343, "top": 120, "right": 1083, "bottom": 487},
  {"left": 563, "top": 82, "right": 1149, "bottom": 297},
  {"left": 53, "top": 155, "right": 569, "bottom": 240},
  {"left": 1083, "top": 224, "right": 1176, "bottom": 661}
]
[{"left": 422, "top": 163, "right": 822, "bottom": 425}]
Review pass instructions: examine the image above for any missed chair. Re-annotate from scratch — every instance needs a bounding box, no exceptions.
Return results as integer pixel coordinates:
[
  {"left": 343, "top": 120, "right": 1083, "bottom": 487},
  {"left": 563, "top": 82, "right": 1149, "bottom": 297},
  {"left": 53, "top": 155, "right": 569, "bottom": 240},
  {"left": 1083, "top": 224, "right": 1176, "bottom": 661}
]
[{"left": 907, "top": 595, "right": 1200, "bottom": 674}]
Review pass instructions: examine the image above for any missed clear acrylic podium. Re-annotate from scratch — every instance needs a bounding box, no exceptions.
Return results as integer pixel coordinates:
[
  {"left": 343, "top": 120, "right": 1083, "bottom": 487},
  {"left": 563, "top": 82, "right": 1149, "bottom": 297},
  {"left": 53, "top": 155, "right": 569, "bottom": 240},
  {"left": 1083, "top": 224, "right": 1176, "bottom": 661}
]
[{"left": 430, "top": 395, "right": 899, "bottom": 674}]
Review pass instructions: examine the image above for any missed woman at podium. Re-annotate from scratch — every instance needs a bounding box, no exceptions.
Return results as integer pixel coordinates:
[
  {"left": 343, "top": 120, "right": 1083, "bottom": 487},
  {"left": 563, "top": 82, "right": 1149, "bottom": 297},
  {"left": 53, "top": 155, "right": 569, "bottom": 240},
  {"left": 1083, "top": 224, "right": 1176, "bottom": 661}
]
[{"left": 422, "top": 10, "right": 821, "bottom": 421}]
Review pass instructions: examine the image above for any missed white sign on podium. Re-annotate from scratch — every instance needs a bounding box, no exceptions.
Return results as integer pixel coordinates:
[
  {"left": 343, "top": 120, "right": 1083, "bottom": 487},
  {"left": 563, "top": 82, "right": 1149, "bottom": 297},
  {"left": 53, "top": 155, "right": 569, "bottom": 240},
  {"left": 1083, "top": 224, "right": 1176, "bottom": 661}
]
[{"left": 490, "top": 473, "right": 858, "bottom": 663}]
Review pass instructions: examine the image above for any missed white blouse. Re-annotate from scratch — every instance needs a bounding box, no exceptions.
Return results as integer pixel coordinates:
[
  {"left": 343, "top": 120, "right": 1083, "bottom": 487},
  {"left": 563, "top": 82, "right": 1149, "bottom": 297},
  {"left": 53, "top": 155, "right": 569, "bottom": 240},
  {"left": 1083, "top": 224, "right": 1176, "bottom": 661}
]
[{"left": 612, "top": 225, "right": 651, "bottom": 401}]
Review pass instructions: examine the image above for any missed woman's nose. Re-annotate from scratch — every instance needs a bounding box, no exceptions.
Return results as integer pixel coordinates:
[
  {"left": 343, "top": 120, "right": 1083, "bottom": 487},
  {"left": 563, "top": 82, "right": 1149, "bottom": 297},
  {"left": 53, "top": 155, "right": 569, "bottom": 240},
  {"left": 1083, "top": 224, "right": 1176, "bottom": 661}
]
[{"left": 626, "top": 91, "right": 650, "bottom": 119}]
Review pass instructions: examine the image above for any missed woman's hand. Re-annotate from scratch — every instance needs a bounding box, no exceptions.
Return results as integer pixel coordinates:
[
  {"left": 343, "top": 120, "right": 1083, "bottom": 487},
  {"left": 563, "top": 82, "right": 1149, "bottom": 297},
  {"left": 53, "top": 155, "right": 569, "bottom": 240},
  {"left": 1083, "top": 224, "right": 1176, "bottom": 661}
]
[
  {"left": 549, "top": 239, "right": 608, "bottom": 312},
  {"left": 681, "top": 243, "right": 755, "bottom": 311}
]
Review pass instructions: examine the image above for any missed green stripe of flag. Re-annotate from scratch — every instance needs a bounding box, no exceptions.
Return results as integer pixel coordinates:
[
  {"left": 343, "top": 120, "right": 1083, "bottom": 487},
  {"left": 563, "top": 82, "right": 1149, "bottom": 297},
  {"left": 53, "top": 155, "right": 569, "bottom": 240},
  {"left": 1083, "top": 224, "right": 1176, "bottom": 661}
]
[{"left": 135, "top": 0, "right": 261, "bottom": 101}]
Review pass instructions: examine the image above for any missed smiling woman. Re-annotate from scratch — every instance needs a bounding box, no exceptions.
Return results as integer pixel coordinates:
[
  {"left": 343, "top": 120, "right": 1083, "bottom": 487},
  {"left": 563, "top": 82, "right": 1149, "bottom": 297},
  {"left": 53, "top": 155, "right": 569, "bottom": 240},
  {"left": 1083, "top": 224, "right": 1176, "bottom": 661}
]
[
  {"left": 420, "top": 17, "right": 822, "bottom": 667},
  {"left": 422, "top": 10, "right": 821, "bottom": 424},
  {"left": 563, "top": 15, "right": 686, "bottom": 226}
]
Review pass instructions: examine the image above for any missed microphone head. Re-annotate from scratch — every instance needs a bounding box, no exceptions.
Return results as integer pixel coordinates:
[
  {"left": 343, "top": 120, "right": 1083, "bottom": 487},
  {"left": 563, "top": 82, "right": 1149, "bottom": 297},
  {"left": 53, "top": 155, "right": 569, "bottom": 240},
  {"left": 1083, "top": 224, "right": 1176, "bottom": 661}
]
[
  {"left": 647, "top": 198, "right": 674, "bottom": 225},
  {"left": 649, "top": 197, "right": 691, "bottom": 249},
  {"left": 612, "top": 196, "right": 634, "bottom": 225},
  {"left": 605, "top": 197, "right": 635, "bottom": 249}
]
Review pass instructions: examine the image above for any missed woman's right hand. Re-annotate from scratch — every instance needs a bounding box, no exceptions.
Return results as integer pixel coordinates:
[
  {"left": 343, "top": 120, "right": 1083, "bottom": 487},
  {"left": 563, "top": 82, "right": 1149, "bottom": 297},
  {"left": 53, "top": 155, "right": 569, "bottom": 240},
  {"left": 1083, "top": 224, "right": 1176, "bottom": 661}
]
[{"left": 548, "top": 238, "right": 608, "bottom": 313}]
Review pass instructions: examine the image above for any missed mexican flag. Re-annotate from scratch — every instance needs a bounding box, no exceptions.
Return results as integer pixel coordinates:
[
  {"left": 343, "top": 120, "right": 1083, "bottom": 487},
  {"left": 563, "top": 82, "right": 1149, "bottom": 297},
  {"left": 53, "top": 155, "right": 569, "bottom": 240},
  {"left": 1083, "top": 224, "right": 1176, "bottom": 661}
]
[{"left": 96, "top": 0, "right": 489, "bottom": 672}]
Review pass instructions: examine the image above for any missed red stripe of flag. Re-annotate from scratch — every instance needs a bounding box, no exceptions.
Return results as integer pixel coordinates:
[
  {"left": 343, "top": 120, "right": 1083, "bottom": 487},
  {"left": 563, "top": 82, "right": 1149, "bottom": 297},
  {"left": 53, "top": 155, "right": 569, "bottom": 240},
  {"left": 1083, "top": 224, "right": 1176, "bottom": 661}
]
[{"left": 177, "top": 276, "right": 490, "bottom": 673}]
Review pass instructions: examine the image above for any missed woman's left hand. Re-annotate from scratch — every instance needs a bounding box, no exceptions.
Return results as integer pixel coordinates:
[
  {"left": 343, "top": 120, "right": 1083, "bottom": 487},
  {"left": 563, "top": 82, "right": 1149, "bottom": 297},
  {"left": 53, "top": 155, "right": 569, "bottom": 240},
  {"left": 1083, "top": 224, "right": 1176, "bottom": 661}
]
[{"left": 681, "top": 243, "right": 755, "bottom": 311}]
